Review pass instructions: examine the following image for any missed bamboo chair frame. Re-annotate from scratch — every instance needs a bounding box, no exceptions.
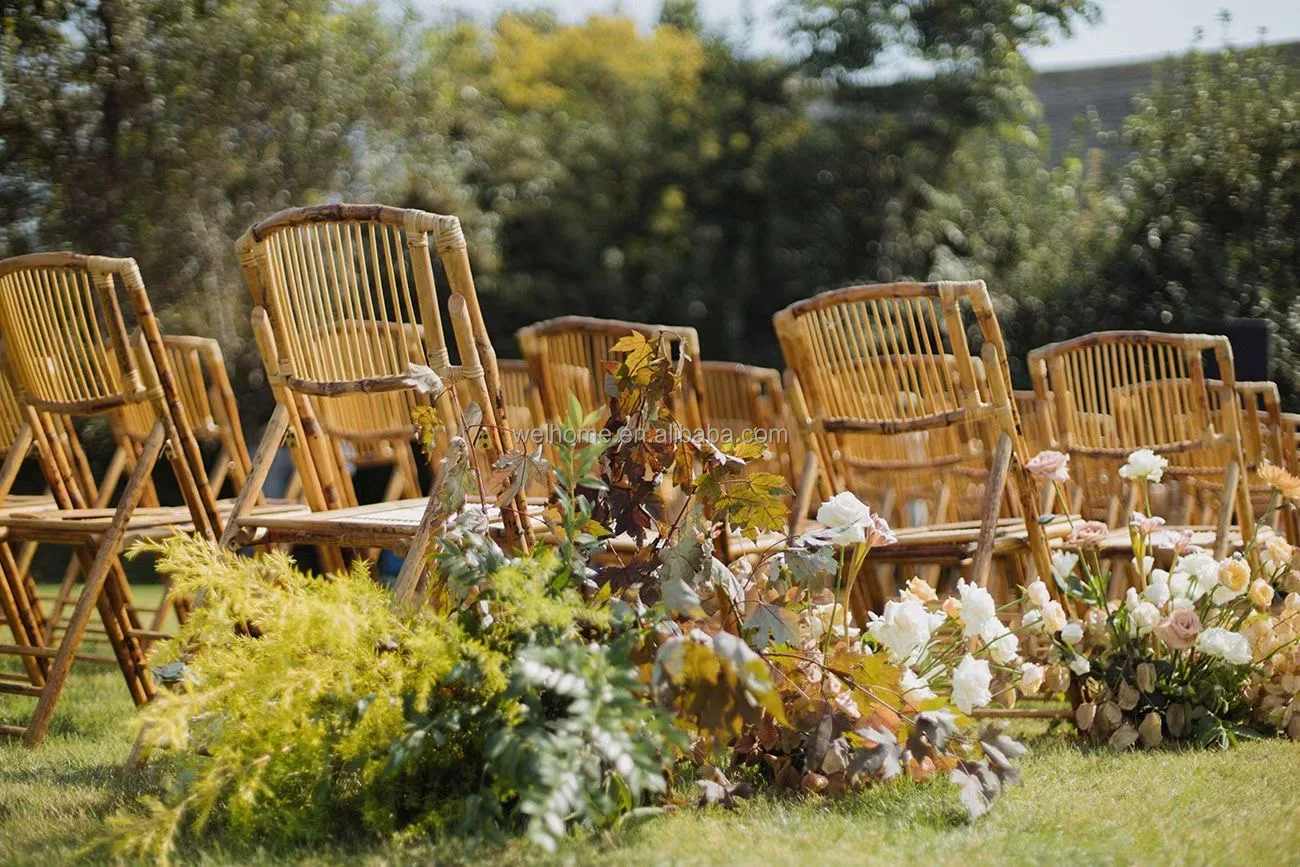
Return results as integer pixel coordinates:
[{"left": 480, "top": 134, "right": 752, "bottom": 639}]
[
  {"left": 699, "top": 361, "right": 795, "bottom": 488},
  {"left": 1112, "top": 378, "right": 1285, "bottom": 527},
  {"left": 1027, "top": 330, "right": 1255, "bottom": 557},
  {"left": 498, "top": 358, "right": 545, "bottom": 439},
  {"left": 0, "top": 252, "right": 226, "bottom": 747},
  {"left": 32, "top": 334, "right": 260, "bottom": 651},
  {"left": 221, "top": 204, "right": 531, "bottom": 599},
  {"left": 516, "top": 315, "right": 706, "bottom": 432},
  {"left": 774, "top": 280, "right": 1057, "bottom": 611},
  {"left": 515, "top": 316, "right": 792, "bottom": 562}
]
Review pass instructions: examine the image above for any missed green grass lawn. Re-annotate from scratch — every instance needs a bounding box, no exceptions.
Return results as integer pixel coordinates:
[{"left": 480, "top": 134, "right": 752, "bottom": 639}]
[{"left": 4, "top": 586, "right": 1300, "bottom": 865}]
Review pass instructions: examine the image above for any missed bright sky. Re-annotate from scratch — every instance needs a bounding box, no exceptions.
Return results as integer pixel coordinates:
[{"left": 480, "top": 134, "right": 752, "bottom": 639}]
[{"left": 419, "top": 0, "right": 1300, "bottom": 70}]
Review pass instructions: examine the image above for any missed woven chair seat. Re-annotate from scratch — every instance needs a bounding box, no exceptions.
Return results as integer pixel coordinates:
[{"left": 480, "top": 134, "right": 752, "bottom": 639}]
[
  {"left": 0, "top": 498, "right": 305, "bottom": 542},
  {"left": 793, "top": 515, "right": 1078, "bottom": 567},
  {"left": 1065, "top": 525, "right": 1248, "bottom": 558}
]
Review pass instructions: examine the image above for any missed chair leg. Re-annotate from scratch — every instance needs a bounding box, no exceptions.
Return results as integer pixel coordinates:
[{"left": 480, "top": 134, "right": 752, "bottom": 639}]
[
  {"left": 21, "top": 422, "right": 165, "bottom": 749},
  {"left": 971, "top": 433, "right": 1013, "bottom": 588},
  {"left": 0, "top": 542, "right": 48, "bottom": 684},
  {"left": 1215, "top": 460, "right": 1246, "bottom": 560},
  {"left": 788, "top": 451, "right": 818, "bottom": 537},
  {"left": 220, "top": 404, "right": 289, "bottom": 550}
]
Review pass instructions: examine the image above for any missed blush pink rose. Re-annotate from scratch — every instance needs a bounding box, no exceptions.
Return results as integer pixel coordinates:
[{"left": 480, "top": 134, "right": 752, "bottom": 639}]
[
  {"left": 1026, "top": 450, "right": 1070, "bottom": 483},
  {"left": 1067, "top": 520, "right": 1110, "bottom": 549},
  {"left": 1155, "top": 608, "right": 1202, "bottom": 651}
]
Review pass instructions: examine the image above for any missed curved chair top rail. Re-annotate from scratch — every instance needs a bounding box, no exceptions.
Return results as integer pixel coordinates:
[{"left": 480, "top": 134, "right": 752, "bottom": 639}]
[
  {"left": 699, "top": 360, "right": 783, "bottom": 382},
  {"left": 517, "top": 315, "right": 701, "bottom": 353},
  {"left": 0, "top": 251, "right": 137, "bottom": 278},
  {"left": 775, "top": 279, "right": 982, "bottom": 317},
  {"left": 1026, "top": 329, "right": 1233, "bottom": 367},
  {"left": 239, "top": 203, "right": 465, "bottom": 251}
]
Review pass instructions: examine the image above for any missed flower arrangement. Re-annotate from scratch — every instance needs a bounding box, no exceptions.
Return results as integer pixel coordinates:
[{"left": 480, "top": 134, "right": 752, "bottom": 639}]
[
  {"left": 1020, "top": 448, "right": 1300, "bottom": 748},
  {"left": 658, "top": 488, "right": 1033, "bottom": 817}
]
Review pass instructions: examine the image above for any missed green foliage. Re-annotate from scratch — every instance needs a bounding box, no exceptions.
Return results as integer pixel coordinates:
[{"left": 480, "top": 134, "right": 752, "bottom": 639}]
[
  {"left": 782, "top": 0, "right": 1099, "bottom": 79},
  {"left": 105, "top": 531, "right": 656, "bottom": 860},
  {"left": 483, "top": 637, "right": 687, "bottom": 852}
]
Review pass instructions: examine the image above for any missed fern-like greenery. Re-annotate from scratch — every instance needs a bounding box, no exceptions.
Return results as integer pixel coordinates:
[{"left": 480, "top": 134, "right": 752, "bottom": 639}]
[{"left": 105, "top": 534, "right": 664, "bottom": 862}]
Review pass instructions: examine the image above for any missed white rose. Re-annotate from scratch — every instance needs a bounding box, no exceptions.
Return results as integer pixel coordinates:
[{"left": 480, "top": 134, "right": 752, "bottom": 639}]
[
  {"left": 809, "top": 491, "right": 873, "bottom": 546},
  {"left": 979, "top": 618, "right": 1020, "bottom": 664},
  {"left": 1196, "top": 627, "right": 1252, "bottom": 666},
  {"left": 1068, "top": 655, "right": 1091, "bottom": 675},
  {"left": 1026, "top": 579, "right": 1051, "bottom": 608},
  {"left": 1050, "top": 551, "right": 1079, "bottom": 583},
  {"left": 900, "top": 667, "right": 936, "bottom": 702},
  {"left": 1211, "top": 585, "right": 1241, "bottom": 606},
  {"left": 951, "top": 654, "right": 993, "bottom": 713},
  {"left": 1143, "top": 570, "right": 1171, "bottom": 607},
  {"left": 1041, "top": 600, "right": 1068, "bottom": 634},
  {"left": 1175, "top": 552, "right": 1219, "bottom": 598},
  {"left": 1130, "top": 555, "right": 1154, "bottom": 579},
  {"left": 1119, "top": 448, "right": 1168, "bottom": 484},
  {"left": 1170, "top": 596, "right": 1194, "bottom": 611},
  {"left": 1020, "top": 662, "right": 1045, "bottom": 695},
  {"left": 1131, "top": 601, "right": 1161, "bottom": 636},
  {"left": 866, "top": 598, "right": 941, "bottom": 663},
  {"left": 1061, "top": 621, "right": 1084, "bottom": 645},
  {"left": 1022, "top": 608, "right": 1043, "bottom": 631},
  {"left": 957, "top": 578, "right": 997, "bottom": 638}
]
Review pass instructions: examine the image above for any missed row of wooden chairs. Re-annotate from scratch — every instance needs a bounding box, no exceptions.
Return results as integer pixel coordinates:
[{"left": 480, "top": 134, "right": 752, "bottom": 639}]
[{"left": 1, "top": 204, "right": 1292, "bottom": 746}]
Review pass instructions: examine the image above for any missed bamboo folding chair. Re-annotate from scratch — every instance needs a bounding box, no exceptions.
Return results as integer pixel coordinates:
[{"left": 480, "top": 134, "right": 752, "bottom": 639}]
[
  {"left": 220, "top": 204, "right": 532, "bottom": 598},
  {"left": 1027, "top": 331, "right": 1255, "bottom": 559},
  {"left": 498, "top": 358, "right": 544, "bottom": 437},
  {"left": 515, "top": 316, "right": 785, "bottom": 562},
  {"left": 699, "top": 361, "right": 794, "bottom": 487},
  {"left": 0, "top": 252, "right": 271, "bottom": 747},
  {"left": 34, "top": 334, "right": 259, "bottom": 650},
  {"left": 515, "top": 315, "right": 706, "bottom": 431},
  {"left": 774, "top": 280, "right": 1062, "bottom": 612},
  {"left": 1106, "top": 378, "right": 1288, "bottom": 547}
]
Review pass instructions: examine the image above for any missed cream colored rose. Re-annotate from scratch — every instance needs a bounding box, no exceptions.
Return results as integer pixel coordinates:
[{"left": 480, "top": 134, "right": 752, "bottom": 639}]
[
  {"left": 905, "top": 576, "right": 937, "bottom": 603},
  {"left": 1067, "top": 520, "right": 1110, "bottom": 549},
  {"left": 1041, "top": 600, "right": 1068, "bottom": 634},
  {"left": 1249, "top": 579, "right": 1275, "bottom": 609},
  {"left": 1026, "top": 450, "right": 1070, "bottom": 483},
  {"left": 1218, "top": 558, "right": 1250, "bottom": 594},
  {"left": 1263, "top": 534, "right": 1295, "bottom": 570},
  {"left": 942, "top": 596, "right": 963, "bottom": 620}
]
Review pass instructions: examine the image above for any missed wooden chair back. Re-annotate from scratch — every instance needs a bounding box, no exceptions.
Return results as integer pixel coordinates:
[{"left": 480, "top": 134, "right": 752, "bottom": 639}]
[
  {"left": 699, "top": 361, "right": 792, "bottom": 485},
  {"left": 0, "top": 253, "right": 220, "bottom": 532},
  {"left": 113, "top": 334, "right": 252, "bottom": 495},
  {"left": 234, "top": 203, "right": 525, "bottom": 545},
  {"left": 1027, "top": 331, "right": 1253, "bottom": 532},
  {"left": 774, "top": 283, "right": 1016, "bottom": 495},
  {"left": 516, "top": 315, "right": 705, "bottom": 430},
  {"left": 774, "top": 280, "right": 1050, "bottom": 582}
]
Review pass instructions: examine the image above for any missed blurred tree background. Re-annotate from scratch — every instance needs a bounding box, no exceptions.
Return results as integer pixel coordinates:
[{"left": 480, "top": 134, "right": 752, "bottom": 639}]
[{"left": 2, "top": 0, "right": 1299, "bottom": 406}]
